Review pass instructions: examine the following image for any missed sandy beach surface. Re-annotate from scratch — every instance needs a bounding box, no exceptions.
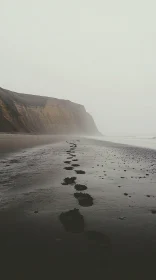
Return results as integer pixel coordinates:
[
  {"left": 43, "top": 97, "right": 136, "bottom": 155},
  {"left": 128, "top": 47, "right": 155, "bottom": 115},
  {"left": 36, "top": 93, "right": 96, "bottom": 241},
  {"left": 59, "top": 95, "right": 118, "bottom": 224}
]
[{"left": 0, "top": 135, "right": 156, "bottom": 279}]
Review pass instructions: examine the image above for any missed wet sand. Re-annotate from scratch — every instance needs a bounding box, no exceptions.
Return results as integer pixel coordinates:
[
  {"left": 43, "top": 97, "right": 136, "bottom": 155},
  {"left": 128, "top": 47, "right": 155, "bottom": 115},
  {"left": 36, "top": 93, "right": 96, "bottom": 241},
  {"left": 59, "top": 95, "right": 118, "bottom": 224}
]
[
  {"left": 0, "top": 136, "right": 156, "bottom": 279},
  {"left": 0, "top": 133, "right": 68, "bottom": 154}
]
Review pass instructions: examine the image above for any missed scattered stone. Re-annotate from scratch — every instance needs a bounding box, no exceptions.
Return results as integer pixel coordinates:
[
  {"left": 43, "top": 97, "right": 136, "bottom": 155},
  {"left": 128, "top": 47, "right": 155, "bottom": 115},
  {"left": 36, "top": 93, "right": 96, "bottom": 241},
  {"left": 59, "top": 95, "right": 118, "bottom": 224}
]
[
  {"left": 62, "top": 177, "right": 77, "bottom": 185},
  {"left": 75, "top": 170, "right": 86, "bottom": 174},
  {"left": 118, "top": 186, "right": 121, "bottom": 188},
  {"left": 146, "top": 195, "right": 151, "bottom": 198},
  {"left": 151, "top": 209, "right": 156, "bottom": 214},
  {"left": 121, "top": 177, "right": 125, "bottom": 179},
  {"left": 59, "top": 208, "right": 84, "bottom": 233},
  {"left": 124, "top": 193, "right": 128, "bottom": 196},
  {"left": 75, "top": 184, "right": 87, "bottom": 191},
  {"left": 34, "top": 210, "right": 38, "bottom": 214},
  {"left": 74, "top": 192, "right": 93, "bottom": 207}
]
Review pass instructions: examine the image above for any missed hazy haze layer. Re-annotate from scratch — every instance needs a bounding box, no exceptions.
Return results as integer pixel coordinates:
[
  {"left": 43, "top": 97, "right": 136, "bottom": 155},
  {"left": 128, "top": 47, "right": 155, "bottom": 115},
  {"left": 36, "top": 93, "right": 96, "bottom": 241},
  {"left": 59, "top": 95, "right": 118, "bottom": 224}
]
[{"left": 1, "top": 0, "right": 156, "bottom": 135}]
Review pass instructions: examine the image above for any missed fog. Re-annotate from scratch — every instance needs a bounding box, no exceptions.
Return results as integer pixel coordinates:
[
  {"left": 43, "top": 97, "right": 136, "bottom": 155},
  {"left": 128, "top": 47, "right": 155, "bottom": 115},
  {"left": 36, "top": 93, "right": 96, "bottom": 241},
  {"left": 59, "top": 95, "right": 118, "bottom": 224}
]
[{"left": 0, "top": 0, "right": 156, "bottom": 136}]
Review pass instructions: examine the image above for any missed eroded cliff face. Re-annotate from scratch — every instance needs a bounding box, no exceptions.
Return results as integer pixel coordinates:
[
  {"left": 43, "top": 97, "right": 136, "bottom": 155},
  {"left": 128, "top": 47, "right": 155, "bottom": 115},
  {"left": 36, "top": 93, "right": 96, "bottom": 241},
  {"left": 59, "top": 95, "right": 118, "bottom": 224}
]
[{"left": 0, "top": 87, "right": 99, "bottom": 135}]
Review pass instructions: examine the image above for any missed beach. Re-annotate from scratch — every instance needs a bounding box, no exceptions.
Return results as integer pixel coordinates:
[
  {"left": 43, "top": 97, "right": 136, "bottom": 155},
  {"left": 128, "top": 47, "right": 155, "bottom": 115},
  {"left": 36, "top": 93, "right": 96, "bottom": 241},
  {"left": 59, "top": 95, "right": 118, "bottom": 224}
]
[{"left": 0, "top": 135, "right": 156, "bottom": 279}]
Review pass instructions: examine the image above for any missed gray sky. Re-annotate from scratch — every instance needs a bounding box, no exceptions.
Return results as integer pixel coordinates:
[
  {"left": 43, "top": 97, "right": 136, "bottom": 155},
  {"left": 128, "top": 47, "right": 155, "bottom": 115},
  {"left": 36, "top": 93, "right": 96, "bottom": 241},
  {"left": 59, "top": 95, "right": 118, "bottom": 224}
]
[{"left": 0, "top": 0, "right": 156, "bottom": 135}]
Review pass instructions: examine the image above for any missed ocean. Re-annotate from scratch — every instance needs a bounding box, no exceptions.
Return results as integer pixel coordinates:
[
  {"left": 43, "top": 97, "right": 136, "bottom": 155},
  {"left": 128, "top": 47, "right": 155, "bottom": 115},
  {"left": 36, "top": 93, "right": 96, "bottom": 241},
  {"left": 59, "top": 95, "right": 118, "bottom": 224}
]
[{"left": 103, "top": 135, "right": 156, "bottom": 150}]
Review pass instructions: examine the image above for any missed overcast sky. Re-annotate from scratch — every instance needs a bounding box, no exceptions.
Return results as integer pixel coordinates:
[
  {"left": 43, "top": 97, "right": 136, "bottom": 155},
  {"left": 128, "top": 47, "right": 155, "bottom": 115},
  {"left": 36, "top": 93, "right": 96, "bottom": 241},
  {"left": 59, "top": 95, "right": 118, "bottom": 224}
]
[{"left": 0, "top": 0, "right": 156, "bottom": 135}]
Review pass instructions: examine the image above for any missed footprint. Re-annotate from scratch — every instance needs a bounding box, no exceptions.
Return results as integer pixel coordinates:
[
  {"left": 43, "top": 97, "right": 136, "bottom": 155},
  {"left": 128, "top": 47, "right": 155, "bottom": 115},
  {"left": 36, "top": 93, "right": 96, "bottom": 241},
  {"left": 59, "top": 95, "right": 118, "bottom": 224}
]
[
  {"left": 74, "top": 192, "right": 93, "bottom": 207},
  {"left": 64, "top": 161, "right": 71, "bottom": 164},
  {"left": 72, "top": 164, "right": 80, "bottom": 167},
  {"left": 75, "top": 184, "right": 87, "bottom": 191},
  {"left": 64, "top": 166, "right": 73, "bottom": 170},
  {"left": 85, "top": 231, "right": 111, "bottom": 248},
  {"left": 119, "top": 216, "right": 126, "bottom": 220},
  {"left": 59, "top": 208, "right": 84, "bottom": 233},
  {"left": 10, "top": 159, "right": 19, "bottom": 164},
  {"left": 72, "top": 159, "right": 78, "bottom": 162},
  {"left": 62, "top": 177, "right": 77, "bottom": 185},
  {"left": 75, "top": 170, "right": 86, "bottom": 174}
]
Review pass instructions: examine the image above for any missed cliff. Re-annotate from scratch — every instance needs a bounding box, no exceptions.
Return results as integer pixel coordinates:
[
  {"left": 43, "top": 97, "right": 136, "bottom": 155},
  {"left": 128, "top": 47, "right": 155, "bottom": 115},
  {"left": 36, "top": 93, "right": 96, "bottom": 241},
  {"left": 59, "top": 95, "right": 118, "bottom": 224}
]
[{"left": 0, "top": 87, "right": 100, "bottom": 135}]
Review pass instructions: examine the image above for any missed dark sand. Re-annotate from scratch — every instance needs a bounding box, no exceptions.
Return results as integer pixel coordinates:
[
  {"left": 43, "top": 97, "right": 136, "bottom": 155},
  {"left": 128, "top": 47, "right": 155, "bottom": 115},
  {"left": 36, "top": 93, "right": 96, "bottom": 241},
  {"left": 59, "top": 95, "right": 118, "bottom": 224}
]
[{"left": 1, "top": 135, "right": 156, "bottom": 279}]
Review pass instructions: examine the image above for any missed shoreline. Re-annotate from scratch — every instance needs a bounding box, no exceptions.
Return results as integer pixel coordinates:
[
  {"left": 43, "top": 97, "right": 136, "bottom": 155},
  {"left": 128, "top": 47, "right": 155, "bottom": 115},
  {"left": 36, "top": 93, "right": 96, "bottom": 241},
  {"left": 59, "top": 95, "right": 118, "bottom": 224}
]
[{"left": 1, "top": 132, "right": 156, "bottom": 156}]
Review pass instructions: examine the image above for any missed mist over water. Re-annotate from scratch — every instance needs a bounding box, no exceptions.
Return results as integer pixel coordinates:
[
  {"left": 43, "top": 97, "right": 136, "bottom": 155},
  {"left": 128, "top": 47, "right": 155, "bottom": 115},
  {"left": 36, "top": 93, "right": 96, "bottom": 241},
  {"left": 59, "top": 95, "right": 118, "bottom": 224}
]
[
  {"left": 86, "top": 134, "right": 156, "bottom": 150},
  {"left": 103, "top": 135, "right": 156, "bottom": 150}
]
